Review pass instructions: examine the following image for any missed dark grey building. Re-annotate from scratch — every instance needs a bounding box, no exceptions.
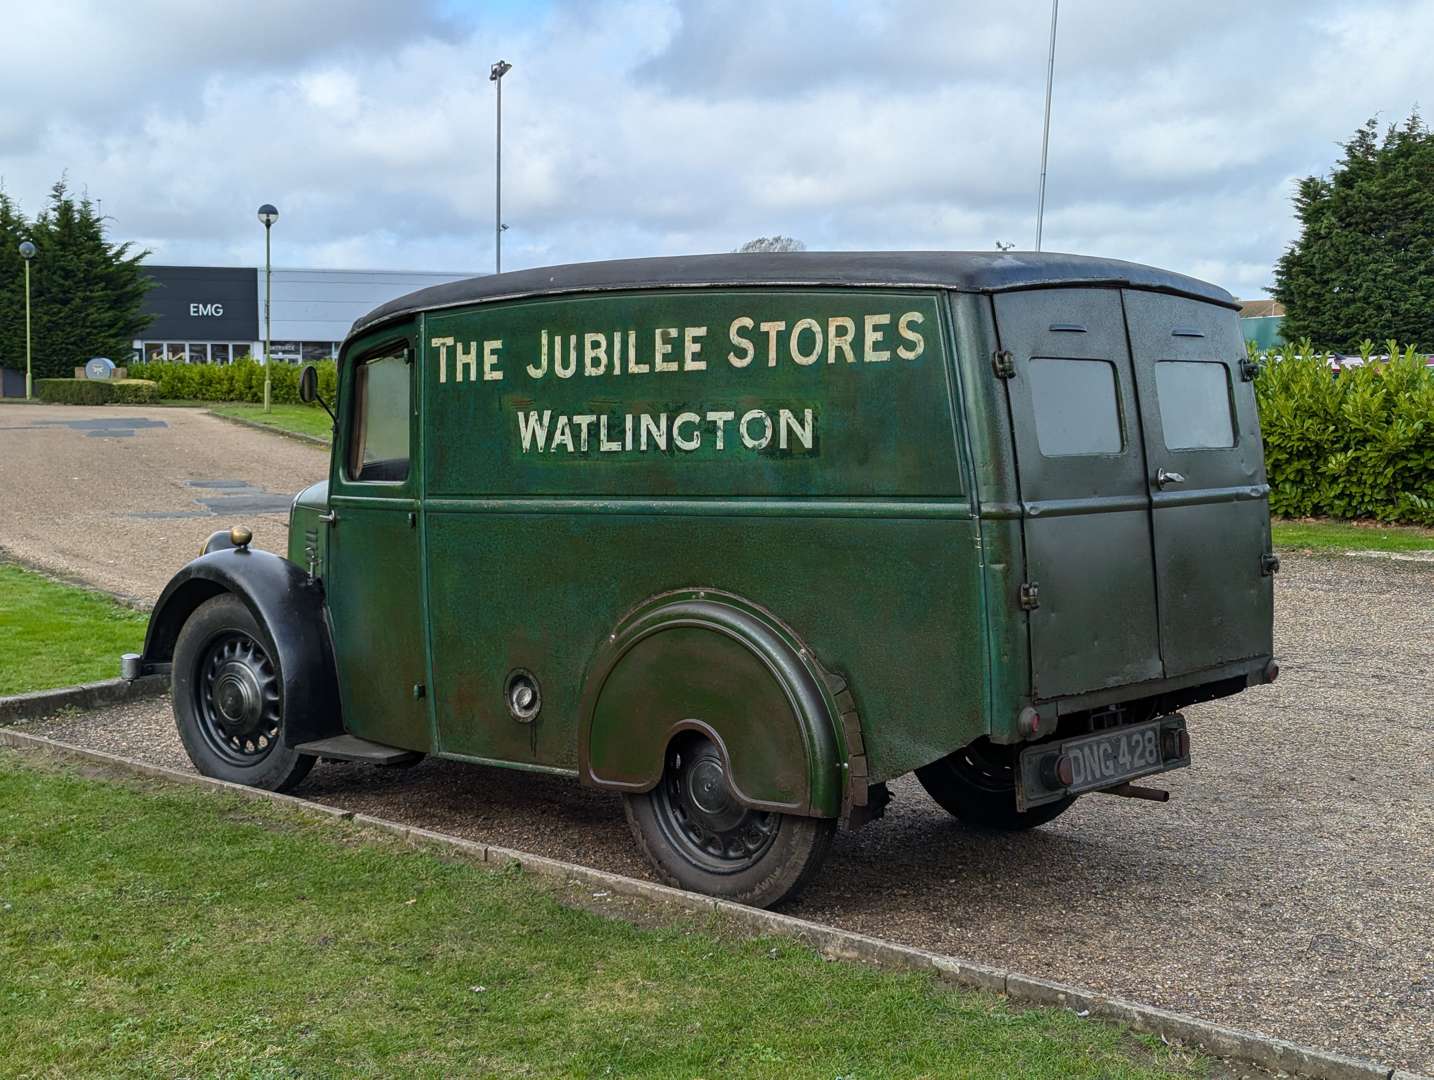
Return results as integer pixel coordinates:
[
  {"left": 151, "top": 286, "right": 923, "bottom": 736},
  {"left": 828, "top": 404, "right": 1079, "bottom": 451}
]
[{"left": 136, "top": 265, "right": 477, "bottom": 364}]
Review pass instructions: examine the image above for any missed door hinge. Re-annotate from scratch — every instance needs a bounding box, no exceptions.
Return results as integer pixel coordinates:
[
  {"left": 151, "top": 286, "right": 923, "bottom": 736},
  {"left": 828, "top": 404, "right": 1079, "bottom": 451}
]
[
  {"left": 1239, "top": 356, "right": 1260, "bottom": 382},
  {"left": 1260, "top": 553, "right": 1281, "bottom": 576},
  {"left": 412, "top": 683, "right": 426, "bottom": 700},
  {"left": 1019, "top": 582, "right": 1040, "bottom": 610},
  {"left": 407, "top": 510, "right": 417, "bottom": 529},
  {"left": 992, "top": 349, "right": 1016, "bottom": 378}
]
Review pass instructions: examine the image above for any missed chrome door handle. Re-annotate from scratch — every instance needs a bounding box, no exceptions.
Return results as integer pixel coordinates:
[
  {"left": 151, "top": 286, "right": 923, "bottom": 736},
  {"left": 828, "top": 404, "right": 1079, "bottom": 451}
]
[
  {"left": 1156, "top": 468, "right": 1186, "bottom": 489},
  {"left": 318, "top": 510, "right": 338, "bottom": 525}
]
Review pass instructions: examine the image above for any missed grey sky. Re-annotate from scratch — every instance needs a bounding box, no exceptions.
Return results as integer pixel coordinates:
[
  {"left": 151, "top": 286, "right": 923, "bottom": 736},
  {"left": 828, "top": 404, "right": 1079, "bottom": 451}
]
[{"left": 3, "top": 0, "right": 1429, "bottom": 298}]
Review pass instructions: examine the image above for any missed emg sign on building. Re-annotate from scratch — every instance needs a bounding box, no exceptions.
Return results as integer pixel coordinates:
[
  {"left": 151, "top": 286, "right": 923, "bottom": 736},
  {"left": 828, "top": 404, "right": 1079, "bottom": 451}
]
[{"left": 136, "top": 265, "right": 475, "bottom": 365}]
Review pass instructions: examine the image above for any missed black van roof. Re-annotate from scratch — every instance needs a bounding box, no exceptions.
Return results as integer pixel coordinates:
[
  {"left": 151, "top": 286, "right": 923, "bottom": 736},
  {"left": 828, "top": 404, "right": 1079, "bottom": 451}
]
[{"left": 347, "top": 250, "right": 1237, "bottom": 340}]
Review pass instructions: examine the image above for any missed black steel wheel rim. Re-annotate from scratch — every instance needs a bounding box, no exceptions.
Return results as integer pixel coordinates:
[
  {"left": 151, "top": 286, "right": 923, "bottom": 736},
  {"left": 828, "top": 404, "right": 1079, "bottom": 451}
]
[
  {"left": 652, "top": 737, "right": 778, "bottom": 875},
  {"left": 194, "top": 629, "right": 281, "bottom": 765}
]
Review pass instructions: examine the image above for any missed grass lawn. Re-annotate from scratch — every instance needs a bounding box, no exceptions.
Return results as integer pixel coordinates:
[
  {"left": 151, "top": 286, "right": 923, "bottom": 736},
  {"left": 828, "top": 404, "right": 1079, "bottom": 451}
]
[
  {"left": 1270, "top": 517, "right": 1434, "bottom": 554},
  {"left": 0, "top": 564, "right": 147, "bottom": 695},
  {"left": 0, "top": 754, "right": 1213, "bottom": 1079},
  {"left": 205, "top": 402, "right": 333, "bottom": 442}
]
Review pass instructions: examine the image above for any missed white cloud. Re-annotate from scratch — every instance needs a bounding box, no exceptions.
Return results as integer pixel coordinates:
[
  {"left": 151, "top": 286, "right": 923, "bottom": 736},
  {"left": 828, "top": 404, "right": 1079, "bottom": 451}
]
[{"left": 3, "top": 0, "right": 1431, "bottom": 300}]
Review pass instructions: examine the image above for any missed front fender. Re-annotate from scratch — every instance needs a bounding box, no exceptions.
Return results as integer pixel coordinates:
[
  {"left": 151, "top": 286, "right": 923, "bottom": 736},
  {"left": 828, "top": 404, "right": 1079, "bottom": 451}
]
[
  {"left": 578, "top": 590, "right": 846, "bottom": 818},
  {"left": 139, "top": 547, "right": 342, "bottom": 746}
]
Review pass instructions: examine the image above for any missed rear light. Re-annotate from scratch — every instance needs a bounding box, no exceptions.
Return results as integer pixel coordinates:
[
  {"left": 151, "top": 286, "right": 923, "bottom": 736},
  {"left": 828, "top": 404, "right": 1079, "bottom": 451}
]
[
  {"left": 1041, "top": 753, "right": 1074, "bottom": 788},
  {"left": 1161, "top": 728, "right": 1191, "bottom": 760},
  {"left": 1264, "top": 660, "right": 1281, "bottom": 683},
  {"left": 1018, "top": 706, "right": 1043, "bottom": 738}
]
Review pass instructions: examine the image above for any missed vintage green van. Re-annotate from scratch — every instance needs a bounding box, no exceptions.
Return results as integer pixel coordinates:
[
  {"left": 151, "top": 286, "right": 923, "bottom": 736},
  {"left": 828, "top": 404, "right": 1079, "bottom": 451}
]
[{"left": 130, "top": 252, "right": 1278, "bottom": 907}]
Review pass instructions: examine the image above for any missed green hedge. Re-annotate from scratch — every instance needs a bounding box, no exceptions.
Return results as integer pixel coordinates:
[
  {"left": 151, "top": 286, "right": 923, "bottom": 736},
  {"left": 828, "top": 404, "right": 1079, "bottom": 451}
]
[
  {"left": 127, "top": 359, "right": 338, "bottom": 405},
  {"left": 1254, "top": 340, "right": 1434, "bottom": 525},
  {"left": 35, "top": 378, "right": 159, "bottom": 405}
]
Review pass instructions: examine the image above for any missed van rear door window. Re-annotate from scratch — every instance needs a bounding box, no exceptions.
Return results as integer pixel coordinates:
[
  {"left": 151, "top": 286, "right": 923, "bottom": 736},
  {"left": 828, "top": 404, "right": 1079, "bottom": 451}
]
[
  {"left": 1154, "top": 360, "right": 1235, "bottom": 449},
  {"left": 1028, "top": 356, "right": 1123, "bottom": 456}
]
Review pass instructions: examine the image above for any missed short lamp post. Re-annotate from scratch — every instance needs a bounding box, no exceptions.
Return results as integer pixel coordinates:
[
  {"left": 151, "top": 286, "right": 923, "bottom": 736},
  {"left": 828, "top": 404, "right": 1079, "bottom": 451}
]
[
  {"left": 257, "top": 203, "right": 279, "bottom": 412},
  {"left": 489, "top": 59, "right": 512, "bottom": 274},
  {"left": 18, "top": 241, "right": 36, "bottom": 400}
]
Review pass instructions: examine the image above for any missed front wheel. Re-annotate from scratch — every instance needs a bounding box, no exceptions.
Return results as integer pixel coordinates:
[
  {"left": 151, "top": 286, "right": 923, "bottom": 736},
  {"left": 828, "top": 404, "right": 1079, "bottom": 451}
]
[
  {"left": 623, "top": 734, "right": 834, "bottom": 908},
  {"left": 172, "top": 593, "right": 315, "bottom": 792},
  {"left": 916, "top": 739, "right": 1075, "bottom": 831}
]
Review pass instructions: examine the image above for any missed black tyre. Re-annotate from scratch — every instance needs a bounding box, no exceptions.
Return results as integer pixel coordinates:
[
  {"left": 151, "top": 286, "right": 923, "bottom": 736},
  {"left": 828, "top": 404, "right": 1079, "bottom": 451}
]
[
  {"left": 916, "top": 739, "right": 1075, "bottom": 831},
  {"left": 172, "top": 593, "right": 315, "bottom": 792},
  {"left": 623, "top": 733, "right": 835, "bottom": 908}
]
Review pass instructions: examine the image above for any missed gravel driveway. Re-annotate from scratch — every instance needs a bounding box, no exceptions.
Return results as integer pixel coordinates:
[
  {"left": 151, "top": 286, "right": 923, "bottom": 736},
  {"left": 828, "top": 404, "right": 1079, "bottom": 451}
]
[
  {"left": 2, "top": 406, "right": 1430, "bottom": 1071},
  {"left": 0, "top": 403, "right": 326, "bottom": 605}
]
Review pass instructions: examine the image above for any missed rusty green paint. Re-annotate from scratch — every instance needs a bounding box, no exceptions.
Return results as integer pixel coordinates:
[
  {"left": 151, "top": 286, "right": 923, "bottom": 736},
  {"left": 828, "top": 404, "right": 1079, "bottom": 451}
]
[
  {"left": 580, "top": 589, "right": 845, "bottom": 816},
  {"left": 292, "top": 272, "right": 1275, "bottom": 820}
]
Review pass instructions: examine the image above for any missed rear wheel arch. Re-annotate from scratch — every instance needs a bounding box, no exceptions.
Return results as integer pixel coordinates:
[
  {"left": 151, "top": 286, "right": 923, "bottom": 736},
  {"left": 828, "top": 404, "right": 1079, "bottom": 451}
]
[{"left": 579, "top": 590, "right": 848, "bottom": 819}]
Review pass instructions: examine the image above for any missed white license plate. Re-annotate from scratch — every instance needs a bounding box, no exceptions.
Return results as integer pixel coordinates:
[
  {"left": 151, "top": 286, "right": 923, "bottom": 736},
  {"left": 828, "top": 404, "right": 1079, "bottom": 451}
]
[{"left": 1017, "top": 716, "right": 1189, "bottom": 809}]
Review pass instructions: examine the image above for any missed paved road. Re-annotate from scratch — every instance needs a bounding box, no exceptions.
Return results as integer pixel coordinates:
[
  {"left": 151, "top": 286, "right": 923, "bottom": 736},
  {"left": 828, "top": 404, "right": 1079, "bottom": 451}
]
[
  {"left": 3, "top": 405, "right": 1431, "bottom": 1071},
  {"left": 0, "top": 403, "right": 326, "bottom": 604}
]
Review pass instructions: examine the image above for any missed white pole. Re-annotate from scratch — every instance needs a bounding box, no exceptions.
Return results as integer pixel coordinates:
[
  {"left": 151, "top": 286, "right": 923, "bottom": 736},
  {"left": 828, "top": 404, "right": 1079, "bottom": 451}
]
[
  {"left": 495, "top": 72, "right": 503, "bottom": 275},
  {"left": 263, "top": 224, "right": 272, "bottom": 412},
  {"left": 1035, "top": 0, "right": 1059, "bottom": 251}
]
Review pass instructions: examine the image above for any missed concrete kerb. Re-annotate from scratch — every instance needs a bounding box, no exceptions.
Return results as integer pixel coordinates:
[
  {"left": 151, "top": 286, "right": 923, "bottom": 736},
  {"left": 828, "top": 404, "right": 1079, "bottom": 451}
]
[
  {"left": 204, "top": 409, "right": 331, "bottom": 448},
  {"left": 0, "top": 675, "right": 169, "bottom": 725},
  {"left": 0, "top": 725, "right": 1418, "bottom": 1080}
]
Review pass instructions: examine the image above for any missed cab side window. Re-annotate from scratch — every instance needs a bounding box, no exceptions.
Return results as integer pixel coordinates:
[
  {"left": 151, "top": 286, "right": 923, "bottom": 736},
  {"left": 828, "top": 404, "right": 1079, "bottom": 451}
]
[{"left": 348, "top": 347, "right": 411, "bottom": 482}]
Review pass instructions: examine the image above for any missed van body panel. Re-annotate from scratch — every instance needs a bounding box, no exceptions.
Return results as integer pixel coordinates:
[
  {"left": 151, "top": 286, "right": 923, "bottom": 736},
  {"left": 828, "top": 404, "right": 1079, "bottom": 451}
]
[
  {"left": 1120, "top": 290, "right": 1274, "bottom": 674},
  {"left": 416, "top": 287, "right": 986, "bottom": 785},
  {"left": 322, "top": 324, "right": 433, "bottom": 753},
  {"left": 992, "top": 289, "right": 1164, "bottom": 700},
  {"left": 423, "top": 505, "right": 985, "bottom": 784}
]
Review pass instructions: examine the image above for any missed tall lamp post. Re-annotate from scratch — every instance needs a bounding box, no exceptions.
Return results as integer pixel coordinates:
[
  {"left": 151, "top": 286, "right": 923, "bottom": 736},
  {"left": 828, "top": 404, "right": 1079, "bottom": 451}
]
[
  {"left": 256, "top": 204, "right": 278, "bottom": 412},
  {"left": 18, "top": 241, "right": 36, "bottom": 400},
  {"left": 489, "top": 59, "right": 512, "bottom": 275},
  {"left": 1034, "top": 0, "right": 1059, "bottom": 251}
]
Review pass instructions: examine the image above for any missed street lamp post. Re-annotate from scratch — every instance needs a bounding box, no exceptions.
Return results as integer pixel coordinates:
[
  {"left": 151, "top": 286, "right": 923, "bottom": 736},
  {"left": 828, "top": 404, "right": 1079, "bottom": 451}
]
[
  {"left": 490, "top": 59, "right": 512, "bottom": 274},
  {"left": 257, "top": 204, "right": 279, "bottom": 412},
  {"left": 18, "top": 241, "right": 36, "bottom": 400},
  {"left": 1034, "top": 0, "right": 1059, "bottom": 251}
]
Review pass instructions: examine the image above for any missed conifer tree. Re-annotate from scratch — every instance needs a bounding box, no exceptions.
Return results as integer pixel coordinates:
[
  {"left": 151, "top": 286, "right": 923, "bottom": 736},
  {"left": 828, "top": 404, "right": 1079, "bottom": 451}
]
[
  {"left": 1272, "top": 112, "right": 1434, "bottom": 351},
  {"left": 0, "top": 179, "right": 152, "bottom": 379}
]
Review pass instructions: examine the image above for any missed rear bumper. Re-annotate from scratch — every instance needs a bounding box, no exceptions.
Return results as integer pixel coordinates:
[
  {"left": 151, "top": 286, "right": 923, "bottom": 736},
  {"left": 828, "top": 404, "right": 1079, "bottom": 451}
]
[
  {"left": 989, "top": 653, "right": 1276, "bottom": 748},
  {"left": 1038, "top": 654, "right": 1274, "bottom": 717}
]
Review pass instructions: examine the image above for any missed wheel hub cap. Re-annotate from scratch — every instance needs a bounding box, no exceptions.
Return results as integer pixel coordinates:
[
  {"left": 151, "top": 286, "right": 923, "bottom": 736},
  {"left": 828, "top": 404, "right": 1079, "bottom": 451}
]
[
  {"left": 654, "top": 737, "right": 780, "bottom": 874},
  {"left": 685, "top": 758, "right": 745, "bottom": 831},
  {"left": 196, "top": 631, "right": 280, "bottom": 764},
  {"left": 213, "top": 662, "right": 263, "bottom": 736}
]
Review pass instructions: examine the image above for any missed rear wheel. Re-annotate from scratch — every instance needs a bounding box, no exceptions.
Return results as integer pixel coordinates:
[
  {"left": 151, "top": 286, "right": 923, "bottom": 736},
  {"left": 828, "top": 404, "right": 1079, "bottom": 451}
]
[
  {"left": 172, "top": 593, "right": 315, "bottom": 792},
  {"left": 623, "top": 733, "right": 834, "bottom": 908},
  {"left": 916, "top": 739, "right": 1074, "bottom": 830}
]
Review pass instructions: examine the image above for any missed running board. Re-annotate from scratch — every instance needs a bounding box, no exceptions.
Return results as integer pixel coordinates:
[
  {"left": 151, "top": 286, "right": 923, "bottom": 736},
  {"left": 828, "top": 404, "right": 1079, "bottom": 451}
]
[{"left": 293, "top": 734, "right": 423, "bottom": 766}]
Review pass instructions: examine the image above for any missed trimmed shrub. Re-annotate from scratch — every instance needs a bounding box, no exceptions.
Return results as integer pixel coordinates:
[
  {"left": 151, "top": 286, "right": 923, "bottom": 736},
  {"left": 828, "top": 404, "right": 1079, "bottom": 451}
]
[
  {"left": 36, "top": 378, "right": 110, "bottom": 404},
  {"left": 110, "top": 379, "right": 159, "bottom": 404},
  {"left": 1253, "top": 340, "right": 1434, "bottom": 525},
  {"left": 34, "top": 378, "right": 159, "bottom": 405},
  {"left": 127, "top": 359, "right": 337, "bottom": 405}
]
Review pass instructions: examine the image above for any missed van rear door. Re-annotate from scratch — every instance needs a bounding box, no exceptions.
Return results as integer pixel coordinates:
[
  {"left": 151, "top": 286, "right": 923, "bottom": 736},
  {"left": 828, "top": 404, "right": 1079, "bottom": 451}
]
[
  {"left": 1121, "top": 290, "right": 1273, "bottom": 676},
  {"left": 992, "top": 289, "right": 1164, "bottom": 699}
]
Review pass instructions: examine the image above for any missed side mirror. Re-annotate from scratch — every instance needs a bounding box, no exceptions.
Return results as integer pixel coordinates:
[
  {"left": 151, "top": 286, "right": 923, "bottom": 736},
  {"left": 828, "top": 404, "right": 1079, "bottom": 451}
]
[{"left": 299, "top": 363, "right": 337, "bottom": 427}]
